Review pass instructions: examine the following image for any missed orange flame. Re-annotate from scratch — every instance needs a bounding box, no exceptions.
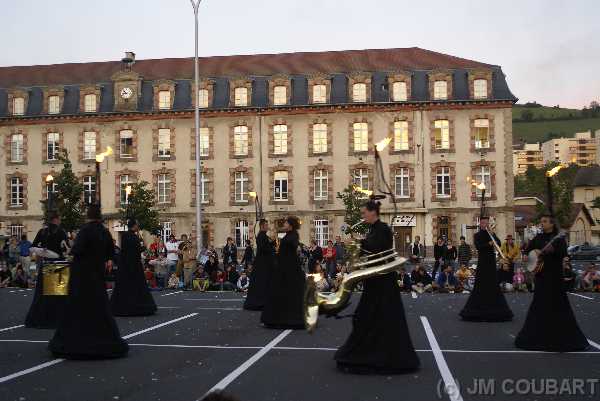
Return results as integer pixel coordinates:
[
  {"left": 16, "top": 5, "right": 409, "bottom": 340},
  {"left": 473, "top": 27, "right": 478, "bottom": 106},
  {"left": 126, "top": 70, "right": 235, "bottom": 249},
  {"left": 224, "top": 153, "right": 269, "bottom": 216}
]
[
  {"left": 95, "top": 146, "right": 113, "bottom": 163},
  {"left": 546, "top": 165, "right": 564, "bottom": 177}
]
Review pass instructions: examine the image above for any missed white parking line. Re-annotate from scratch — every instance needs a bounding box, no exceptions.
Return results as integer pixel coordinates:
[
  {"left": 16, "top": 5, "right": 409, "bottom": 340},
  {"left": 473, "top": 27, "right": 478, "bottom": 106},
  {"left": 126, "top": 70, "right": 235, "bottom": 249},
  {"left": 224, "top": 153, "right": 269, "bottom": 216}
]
[
  {"left": 0, "top": 324, "right": 24, "bottom": 333},
  {"left": 588, "top": 339, "right": 600, "bottom": 351},
  {"left": 130, "top": 343, "right": 262, "bottom": 349},
  {"left": 0, "top": 313, "right": 198, "bottom": 384},
  {"left": 203, "top": 330, "right": 292, "bottom": 397},
  {"left": 569, "top": 292, "right": 594, "bottom": 300},
  {"left": 184, "top": 298, "right": 243, "bottom": 302},
  {"left": 421, "top": 316, "right": 463, "bottom": 401},
  {"left": 160, "top": 291, "right": 184, "bottom": 297}
]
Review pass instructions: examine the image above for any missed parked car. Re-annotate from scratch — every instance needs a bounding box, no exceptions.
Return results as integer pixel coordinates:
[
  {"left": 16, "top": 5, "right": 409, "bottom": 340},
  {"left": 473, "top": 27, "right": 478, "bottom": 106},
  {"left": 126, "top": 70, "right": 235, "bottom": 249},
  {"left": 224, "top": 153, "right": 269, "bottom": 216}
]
[{"left": 569, "top": 244, "right": 600, "bottom": 261}]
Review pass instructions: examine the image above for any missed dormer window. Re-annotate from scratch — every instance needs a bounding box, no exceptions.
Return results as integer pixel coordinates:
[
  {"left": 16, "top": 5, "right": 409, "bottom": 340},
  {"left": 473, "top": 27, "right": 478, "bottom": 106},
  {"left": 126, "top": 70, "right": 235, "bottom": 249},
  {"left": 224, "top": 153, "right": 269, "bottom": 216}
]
[
  {"left": 352, "top": 83, "right": 367, "bottom": 102},
  {"left": 474, "top": 79, "right": 488, "bottom": 99},
  {"left": 84, "top": 94, "right": 97, "bottom": 112},
  {"left": 312, "top": 84, "right": 327, "bottom": 104},
  {"left": 48, "top": 95, "right": 60, "bottom": 114},
  {"left": 158, "top": 90, "right": 171, "bottom": 110},
  {"left": 13, "top": 97, "right": 25, "bottom": 116},
  {"left": 273, "top": 86, "right": 287, "bottom": 105},
  {"left": 392, "top": 81, "right": 408, "bottom": 101},
  {"left": 234, "top": 87, "right": 248, "bottom": 107},
  {"left": 433, "top": 81, "right": 448, "bottom": 100}
]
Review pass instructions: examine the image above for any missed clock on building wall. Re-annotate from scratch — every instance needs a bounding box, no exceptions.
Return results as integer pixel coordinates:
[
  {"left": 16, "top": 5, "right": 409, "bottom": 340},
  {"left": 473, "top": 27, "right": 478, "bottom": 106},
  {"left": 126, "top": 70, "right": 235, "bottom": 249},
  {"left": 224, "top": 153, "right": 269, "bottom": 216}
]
[{"left": 120, "top": 87, "right": 133, "bottom": 99}]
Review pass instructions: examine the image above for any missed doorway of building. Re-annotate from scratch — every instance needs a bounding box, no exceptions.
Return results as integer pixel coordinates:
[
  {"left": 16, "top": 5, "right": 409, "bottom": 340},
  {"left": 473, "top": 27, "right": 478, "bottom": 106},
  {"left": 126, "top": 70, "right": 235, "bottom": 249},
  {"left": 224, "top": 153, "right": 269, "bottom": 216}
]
[{"left": 393, "top": 227, "right": 412, "bottom": 257}]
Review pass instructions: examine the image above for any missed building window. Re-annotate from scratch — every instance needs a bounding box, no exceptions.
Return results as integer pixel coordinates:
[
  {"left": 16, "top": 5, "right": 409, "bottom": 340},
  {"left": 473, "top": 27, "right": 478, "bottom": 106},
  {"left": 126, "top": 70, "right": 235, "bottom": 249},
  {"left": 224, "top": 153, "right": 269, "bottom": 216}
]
[
  {"left": 436, "top": 167, "right": 451, "bottom": 198},
  {"left": 47, "top": 132, "right": 60, "bottom": 161},
  {"left": 314, "top": 219, "right": 329, "bottom": 247},
  {"left": 474, "top": 119, "right": 490, "bottom": 149},
  {"left": 312, "top": 84, "right": 326, "bottom": 104},
  {"left": 119, "top": 175, "right": 132, "bottom": 205},
  {"left": 161, "top": 221, "right": 172, "bottom": 243},
  {"left": 274, "top": 171, "right": 288, "bottom": 201},
  {"left": 433, "top": 80, "right": 448, "bottom": 100},
  {"left": 8, "top": 224, "right": 24, "bottom": 238},
  {"left": 84, "top": 94, "right": 97, "bottom": 112},
  {"left": 353, "top": 168, "right": 369, "bottom": 193},
  {"left": 10, "top": 177, "right": 24, "bottom": 207},
  {"left": 12, "top": 97, "right": 25, "bottom": 115},
  {"left": 234, "top": 125, "right": 249, "bottom": 156},
  {"left": 273, "top": 86, "right": 287, "bottom": 105},
  {"left": 48, "top": 95, "right": 60, "bottom": 114},
  {"left": 474, "top": 166, "right": 491, "bottom": 198},
  {"left": 10, "top": 134, "right": 23, "bottom": 162},
  {"left": 158, "top": 90, "right": 171, "bottom": 110},
  {"left": 585, "top": 189, "right": 594, "bottom": 202},
  {"left": 119, "top": 130, "right": 134, "bottom": 158},
  {"left": 234, "top": 87, "right": 248, "bottom": 107},
  {"left": 83, "top": 131, "right": 96, "bottom": 160},
  {"left": 353, "top": 122, "right": 369, "bottom": 152},
  {"left": 83, "top": 175, "right": 96, "bottom": 204},
  {"left": 314, "top": 169, "right": 328, "bottom": 201},
  {"left": 352, "top": 83, "right": 367, "bottom": 102},
  {"left": 392, "top": 81, "right": 407, "bottom": 101},
  {"left": 157, "top": 174, "right": 171, "bottom": 204},
  {"left": 393, "top": 121, "right": 409, "bottom": 151},
  {"left": 312, "top": 124, "right": 328, "bottom": 154},
  {"left": 434, "top": 120, "right": 450, "bottom": 150},
  {"left": 235, "top": 220, "right": 249, "bottom": 248},
  {"left": 437, "top": 216, "right": 450, "bottom": 239},
  {"left": 199, "top": 127, "right": 210, "bottom": 157},
  {"left": 158, "top": 128, "right": 171, "bottom": 158},
  {"left": 474, "top": 79, "right": 488, "bottom": 99},
  {"left": 394, "top": 168, "right": 410, "bottom": 198},
  {"left": 273, "top": 125, "right": 288, "bottom": 155},
  {"left": 200, "top": 172, "right": 209, "bottom": 204},
  {"left": 198, "top": 89, "right": 209, "bottom": 108},
  {"left": 234, "top": 172, "right": 248, "bottom": 202}
]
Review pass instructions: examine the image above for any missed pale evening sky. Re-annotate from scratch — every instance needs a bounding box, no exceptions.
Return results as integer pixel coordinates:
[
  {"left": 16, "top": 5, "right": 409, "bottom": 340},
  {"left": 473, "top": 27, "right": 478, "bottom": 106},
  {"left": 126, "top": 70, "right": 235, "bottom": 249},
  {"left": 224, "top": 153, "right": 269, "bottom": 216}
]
[{"left": 1, "top": 0, "right": 598, "bottom": 109}]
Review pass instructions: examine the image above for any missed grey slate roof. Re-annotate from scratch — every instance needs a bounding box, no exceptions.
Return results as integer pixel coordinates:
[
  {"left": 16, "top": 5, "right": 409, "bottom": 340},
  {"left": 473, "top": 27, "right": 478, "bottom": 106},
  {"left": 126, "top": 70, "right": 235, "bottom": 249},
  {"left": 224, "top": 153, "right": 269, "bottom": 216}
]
[{"left": 574, "top": 166, "right": 600, "bottom": 187}]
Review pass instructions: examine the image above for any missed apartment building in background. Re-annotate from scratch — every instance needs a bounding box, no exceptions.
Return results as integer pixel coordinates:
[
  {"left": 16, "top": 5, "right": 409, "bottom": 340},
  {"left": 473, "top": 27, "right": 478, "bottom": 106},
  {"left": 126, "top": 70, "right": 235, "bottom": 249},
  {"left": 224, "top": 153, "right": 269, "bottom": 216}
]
[{"left": 542, "top": 131, "right": 598, "bottom": 166}]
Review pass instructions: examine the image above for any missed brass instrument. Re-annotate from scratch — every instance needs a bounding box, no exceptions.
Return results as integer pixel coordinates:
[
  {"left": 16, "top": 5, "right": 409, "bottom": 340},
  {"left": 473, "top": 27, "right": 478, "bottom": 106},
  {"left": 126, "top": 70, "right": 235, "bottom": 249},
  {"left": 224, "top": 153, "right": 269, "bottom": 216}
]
[
  {"left": 304, "top": 243, "right": 406, "bottom": 332},
  {"left": 42, "top": 261, "right": 70, "bottom": 296},
  {"left": 485, "top": 227, "right": 506, "bottom": 260}
]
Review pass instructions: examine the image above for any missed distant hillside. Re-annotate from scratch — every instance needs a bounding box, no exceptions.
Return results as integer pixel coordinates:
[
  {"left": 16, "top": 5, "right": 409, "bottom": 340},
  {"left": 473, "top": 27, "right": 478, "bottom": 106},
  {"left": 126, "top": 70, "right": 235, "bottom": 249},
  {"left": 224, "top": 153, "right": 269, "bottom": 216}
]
[{"left": 512, "top": 104, "right": 600, "bottom": 143}]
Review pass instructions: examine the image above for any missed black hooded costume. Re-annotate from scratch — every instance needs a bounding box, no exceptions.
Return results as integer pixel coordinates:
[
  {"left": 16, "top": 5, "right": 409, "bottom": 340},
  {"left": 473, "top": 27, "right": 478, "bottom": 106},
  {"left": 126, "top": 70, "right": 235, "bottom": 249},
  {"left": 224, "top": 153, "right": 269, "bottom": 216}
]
[
  {"left": 25, "top": 222, "right": 69, "bottom": 329},
  {"left": 515, "top": 231, "right": 588, "bottom": 351},
  {"left": 261, "top": 230, "right": 305, "bottom": 329},
  {"left": 110, "top": 225, "right": 157, "bottom": 316},
  {"left": 49, "top": 220, "right": 128, "bottom": 359},
  {"left": 459, "top": 228, "right": 513, "bottom": 322},
  {"left": 334, "top": 219, "right": 420, "bottom": 374},
  {"left": 244, "top": 230, "right": 276, "bottom": 311}
]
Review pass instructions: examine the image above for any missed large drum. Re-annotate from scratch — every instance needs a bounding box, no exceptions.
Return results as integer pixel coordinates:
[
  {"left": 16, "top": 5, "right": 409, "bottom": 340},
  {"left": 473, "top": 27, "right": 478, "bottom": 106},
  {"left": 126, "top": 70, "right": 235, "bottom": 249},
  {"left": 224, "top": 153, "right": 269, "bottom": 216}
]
[{"left": 42, "top": 261, "right": 70, "bottom": 296}]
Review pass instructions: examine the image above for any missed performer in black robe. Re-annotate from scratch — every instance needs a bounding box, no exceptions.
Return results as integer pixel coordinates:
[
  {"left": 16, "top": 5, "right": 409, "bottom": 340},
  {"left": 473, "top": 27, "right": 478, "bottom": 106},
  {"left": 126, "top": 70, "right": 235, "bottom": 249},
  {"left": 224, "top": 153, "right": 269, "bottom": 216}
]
[
  {"left": 515, "top": 214, "right": 588, "bottom": 351},
  {"left": 261, "top": 216, "right": 305, "bottom": 329},
  {"left": 459, "top": 216, "right": 513, "bottom": 322},
  {"left": 49, "top": 205, "right": 128, "bottom": 359},
  {"left": 335, "top": 200, "right": 420, "bottom": 374},
  {"left": 244, "top": 219, "right": 275, "bottom": 311},
  {"left": 25, "top": 212, "right": 69, "bottom": 329},
  {"left": 110, "top": 219, "right": 157, "bottom": 316}
]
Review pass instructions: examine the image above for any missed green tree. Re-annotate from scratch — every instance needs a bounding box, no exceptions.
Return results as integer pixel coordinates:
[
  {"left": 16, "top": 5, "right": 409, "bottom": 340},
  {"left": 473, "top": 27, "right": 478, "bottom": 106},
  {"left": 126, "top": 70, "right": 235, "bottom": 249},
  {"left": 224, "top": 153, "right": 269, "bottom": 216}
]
[
  {"left": 118, "top": 181, "right": 161, "bottom": 234},
  {"left": 43, "top": 150, "right": 84, "bottom": 231},
  {"left": 336, "top": 185, "right": 369, "bottom": 236}
]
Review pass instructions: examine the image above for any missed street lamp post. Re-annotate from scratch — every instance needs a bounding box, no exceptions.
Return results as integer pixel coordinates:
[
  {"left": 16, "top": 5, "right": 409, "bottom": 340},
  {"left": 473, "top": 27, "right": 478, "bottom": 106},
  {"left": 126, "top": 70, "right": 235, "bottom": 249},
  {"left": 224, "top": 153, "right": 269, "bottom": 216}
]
[
  {"left": 95, "top": 146, "right": 113, "bottom": 212},
  {"left": 191, "top": 0, "right": 204, "bottom": 256},
  {"left": 45, "top": 174, "right": 54, "bottom": 215},
  {"left": 125, "top": 185, "right": 132, "bottom": 218}
]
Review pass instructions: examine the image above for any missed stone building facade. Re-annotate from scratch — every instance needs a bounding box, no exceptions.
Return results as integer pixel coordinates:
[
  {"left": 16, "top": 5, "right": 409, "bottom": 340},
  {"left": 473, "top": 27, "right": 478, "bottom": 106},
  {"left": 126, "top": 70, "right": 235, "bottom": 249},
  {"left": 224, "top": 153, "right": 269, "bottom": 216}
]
[{"left": 0, "top": 47, "right": 517, "bottom": 254}]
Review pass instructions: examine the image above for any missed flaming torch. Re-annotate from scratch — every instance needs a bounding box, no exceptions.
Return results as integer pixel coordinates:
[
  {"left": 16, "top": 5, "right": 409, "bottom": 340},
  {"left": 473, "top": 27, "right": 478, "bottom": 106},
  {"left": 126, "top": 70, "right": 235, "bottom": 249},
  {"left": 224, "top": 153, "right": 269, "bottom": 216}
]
[
  {"left": 467, "top": 177, "right": 487, "bottom": 217},
  {"left": 545, "top": 165, "right": 565, "bottom": 217},
  {"left": 95, "top": 146, "right": 113, "bottom": 210}
]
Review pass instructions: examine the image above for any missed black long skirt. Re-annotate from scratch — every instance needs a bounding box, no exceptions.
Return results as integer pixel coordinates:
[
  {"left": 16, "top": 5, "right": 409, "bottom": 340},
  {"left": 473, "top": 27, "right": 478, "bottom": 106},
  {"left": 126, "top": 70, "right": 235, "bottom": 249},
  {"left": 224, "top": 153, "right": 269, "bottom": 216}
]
[
  {"left": 243, "top": 257, "right": 272, "bottom": 311},
  {"left": 334, "top": 273, "right": 420, "bottom": 374},
  {"left": 460, "top": 260, "right": 513, "bottom": 322},
  {"left": 24, "top": 261, "right": 67, "bottom": 329},
  {"left": 260, "top": 266, "right": 305, "bottom": 329},
  {"left": 110, "top": 264, "right": 157, "bottom": 317}
]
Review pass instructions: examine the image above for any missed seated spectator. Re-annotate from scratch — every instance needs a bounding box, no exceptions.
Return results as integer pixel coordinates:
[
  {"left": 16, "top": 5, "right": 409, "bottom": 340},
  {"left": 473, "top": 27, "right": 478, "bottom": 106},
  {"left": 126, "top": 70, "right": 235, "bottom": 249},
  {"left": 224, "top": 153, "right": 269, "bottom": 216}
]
[
  {"left": 313, "top": 264, "right": 330, "bottom": 292},
  {"left": 512, "top": 267, "right": 528, "bottom": 292},
  {"left": 397, "top": 267, "right": 412, "bottom": 292},
  {"left": 167, "top": 273, "right": 180, "bottom": 289},
  {"left": 204, "top": 255, "right": 219, "bottom": 277},
  {"left": 562, "top": 258, "right": 576, "bottom": 292},
  {"left": 225, "top": 264, "right": 240, "bottom": 287},
  {"left": 411, "top": 264, "right": 433, "bottom": 294},
  {"left": 149, "top": 254, "right": 168, "bottom": 288},
  {"left": 0, "top": 264, "right": 12, "bottom": 287},
  {"left": 581, "top": 263, "right": 599, "bottom": 291},
  {"left": 436, "top": 265, "right": 458, "bottom": 293},
  {"left": 237, "top": 271, "right": 250, "bottom": 293},
  {"left": 13, "top": 265, "right": 28, "bottom": 288},
  {"left": 193, "top": 267, "right": 210, "bottom": 292},
  {"left": 144, "top": 266, "right": 157, "bottom": 289},
  {"left": 455, "top": 265, "right": 472, "bottom": 291}
]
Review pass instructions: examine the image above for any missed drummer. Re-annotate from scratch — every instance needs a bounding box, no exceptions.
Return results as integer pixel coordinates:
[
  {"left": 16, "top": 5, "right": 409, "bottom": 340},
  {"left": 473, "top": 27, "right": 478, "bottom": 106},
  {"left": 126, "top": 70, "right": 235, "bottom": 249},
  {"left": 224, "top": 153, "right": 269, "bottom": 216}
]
[{"left": 25, "top": 211, "right": 69, "bottom": 329}]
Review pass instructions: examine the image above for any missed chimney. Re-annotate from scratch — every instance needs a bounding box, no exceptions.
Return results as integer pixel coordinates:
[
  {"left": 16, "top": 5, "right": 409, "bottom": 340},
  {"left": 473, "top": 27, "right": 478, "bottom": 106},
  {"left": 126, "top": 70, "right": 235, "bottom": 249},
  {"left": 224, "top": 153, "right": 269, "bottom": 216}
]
[{"left": 121, "top": 51, "right": 136, "bottom": 71}]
